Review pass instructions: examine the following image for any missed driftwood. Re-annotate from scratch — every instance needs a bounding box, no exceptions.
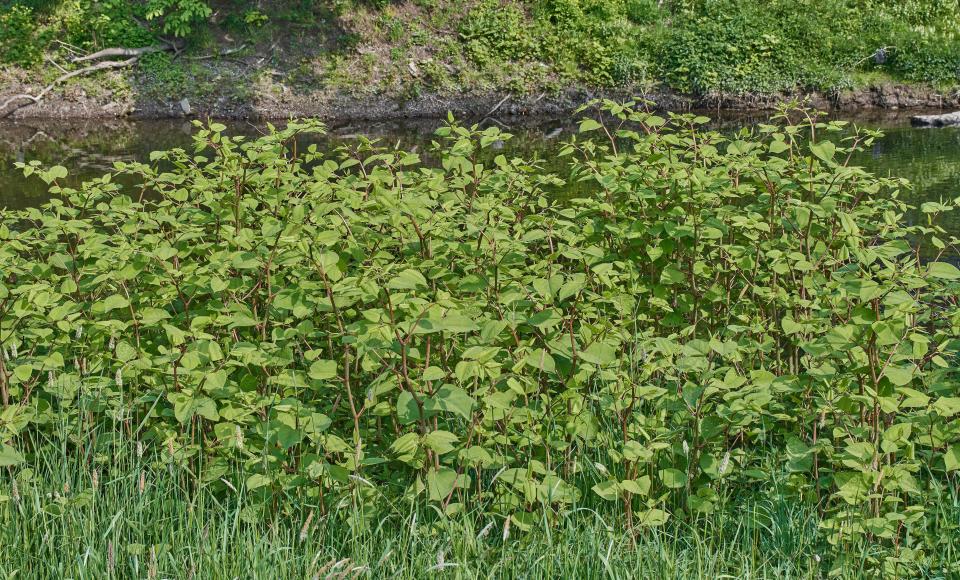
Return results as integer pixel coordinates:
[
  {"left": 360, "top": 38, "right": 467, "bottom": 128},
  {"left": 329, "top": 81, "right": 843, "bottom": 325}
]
[
  {"left": 910, "top": 111, "right": 960, "bottom": 127},
  {"left": 0, "top": 43, "right": 175, "bottom": 119},
  {"left": 70, "top": 45, "right": 167, "bottom": 64}
]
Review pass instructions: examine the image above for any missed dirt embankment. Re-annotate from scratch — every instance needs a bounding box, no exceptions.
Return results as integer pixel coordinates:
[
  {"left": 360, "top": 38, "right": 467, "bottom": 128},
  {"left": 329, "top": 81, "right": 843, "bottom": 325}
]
[{"left": 3, "top": 66, "right": 959, "bottom": 121}]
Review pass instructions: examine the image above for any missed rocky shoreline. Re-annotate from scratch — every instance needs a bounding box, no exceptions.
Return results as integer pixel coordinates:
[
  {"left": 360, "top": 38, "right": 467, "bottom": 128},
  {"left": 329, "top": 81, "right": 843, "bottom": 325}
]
[{"left": 2, "top": 74, "right": 960, "bottom": 121}]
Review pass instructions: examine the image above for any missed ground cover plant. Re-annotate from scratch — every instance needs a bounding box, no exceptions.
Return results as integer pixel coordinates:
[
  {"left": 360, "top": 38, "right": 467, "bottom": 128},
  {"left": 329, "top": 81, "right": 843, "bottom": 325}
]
[{"left": 1, "top": 101, "right": 960, "bottom": 576}]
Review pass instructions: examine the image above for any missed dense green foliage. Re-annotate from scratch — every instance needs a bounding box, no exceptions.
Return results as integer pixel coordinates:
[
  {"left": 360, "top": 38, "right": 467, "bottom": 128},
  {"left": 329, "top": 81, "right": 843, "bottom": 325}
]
[
  {"left": 2, "top": 101, "right": 960, "bottom": 575},
  {"left": 4, "top": 0, "right": 960, "bottom": 95},
  {"left": 0, "top": 0, "right": 156, "bottom": 64},
  {"left": 457, "top": 0, "right": 960, "bottom": 92}
]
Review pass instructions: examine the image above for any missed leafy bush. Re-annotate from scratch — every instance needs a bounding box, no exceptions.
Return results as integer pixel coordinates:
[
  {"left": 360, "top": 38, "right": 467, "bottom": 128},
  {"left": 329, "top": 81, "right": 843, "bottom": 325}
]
[
  {"left": 624, "top": 0, "right": 660, "bottom": 24},
  {"left": 137, "top": 50, "right": 187, "bottom": 92},
  {"left": 888, "top": 38, "right": 960, "bottom": 85},
  {"left": 0, "top": 4, "right": 47, "bottom": 67},
  {"left": 144, "top": 0, "right": 212, "bottom": 37},
  {"left": 2, "top": 102, "right": 960, "bottom": 573},
  {"left": 459, "top": 0, "right": 540, "bottom": 64},
  {"left": 652, "top": 1, "right": 858, "bottom": 93},
  {"left": 0, "top": 0, "right": 176, "bottom": 68},
  {"left": 457, "top": 0, "right": 960, "bottom": 92},
  {"left": 68, "top": 0, "right": 156, "bottom": 48}
]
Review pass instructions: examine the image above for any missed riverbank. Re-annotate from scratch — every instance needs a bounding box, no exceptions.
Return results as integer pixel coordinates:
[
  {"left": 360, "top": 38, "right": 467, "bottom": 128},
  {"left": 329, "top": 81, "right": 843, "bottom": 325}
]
[
  {"left": 4, "top": 0, "right": 960, "bottom": 121},
  {"left": 3, "top": 76, "right": 960, "bottom": 121}
]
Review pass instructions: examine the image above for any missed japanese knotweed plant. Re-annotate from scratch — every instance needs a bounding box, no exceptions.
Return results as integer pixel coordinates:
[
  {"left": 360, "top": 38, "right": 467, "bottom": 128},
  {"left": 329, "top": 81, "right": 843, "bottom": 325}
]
[{"left": 1, "top": 102, "right": 959, "bottom": 571}]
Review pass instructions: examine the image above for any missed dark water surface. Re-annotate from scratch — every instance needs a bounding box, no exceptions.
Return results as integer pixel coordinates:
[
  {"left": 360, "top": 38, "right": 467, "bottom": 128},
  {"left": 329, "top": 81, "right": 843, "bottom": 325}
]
[{"left": 2, "top": 113, "right": 959, "bottom": 227}]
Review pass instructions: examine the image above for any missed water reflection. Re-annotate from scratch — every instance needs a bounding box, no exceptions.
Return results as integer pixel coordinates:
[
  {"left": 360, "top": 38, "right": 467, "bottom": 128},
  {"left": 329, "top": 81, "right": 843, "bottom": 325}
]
[{"left": 2, "top": 112, "right": 959, "bottom": 227}]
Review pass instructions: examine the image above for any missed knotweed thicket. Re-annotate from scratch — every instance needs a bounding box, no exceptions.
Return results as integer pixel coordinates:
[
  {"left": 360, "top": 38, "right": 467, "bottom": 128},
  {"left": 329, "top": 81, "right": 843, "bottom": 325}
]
[{"left": 1, "top": 100, "right": 959, "bottom": 575}]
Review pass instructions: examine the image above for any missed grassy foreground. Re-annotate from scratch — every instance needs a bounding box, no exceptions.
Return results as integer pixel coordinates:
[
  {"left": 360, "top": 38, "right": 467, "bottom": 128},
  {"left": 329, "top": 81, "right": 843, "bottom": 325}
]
[{"left": 8, "top": 441, "right": 952, "bottom": 578}]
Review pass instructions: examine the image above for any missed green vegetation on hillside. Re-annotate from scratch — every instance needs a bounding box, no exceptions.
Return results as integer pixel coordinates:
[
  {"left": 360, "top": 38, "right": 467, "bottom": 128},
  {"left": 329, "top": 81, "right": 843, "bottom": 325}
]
[
  {"left": 2, "top": 101, "right": 960, "bottom": 577},
  {"left": 3, "top": 0, "right": 960, "bottom": 100}
]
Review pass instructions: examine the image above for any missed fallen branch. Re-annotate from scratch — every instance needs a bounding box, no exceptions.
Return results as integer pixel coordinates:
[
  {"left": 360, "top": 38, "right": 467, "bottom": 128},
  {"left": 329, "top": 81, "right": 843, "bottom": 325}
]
[
  {"left": 52, "top": 40, "right": 88, "bottom": 58},
  {"left": 45, "top": 55, "right": 69, "bottom": 75},
  {"left": 484, "top": 94, "right": 511, "bottom": 118},
  {"left": 70, "top": 45, "right": 167, "bottom": 63},
  {"left": 0, "top": 57, "right": 138, "bottom": 118}
]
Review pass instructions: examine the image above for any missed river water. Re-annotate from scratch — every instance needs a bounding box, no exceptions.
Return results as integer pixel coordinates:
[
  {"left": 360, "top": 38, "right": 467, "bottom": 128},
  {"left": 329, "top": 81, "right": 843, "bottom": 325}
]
[{"left": 2, "top": 113, "right": 959, "bottom": 229}]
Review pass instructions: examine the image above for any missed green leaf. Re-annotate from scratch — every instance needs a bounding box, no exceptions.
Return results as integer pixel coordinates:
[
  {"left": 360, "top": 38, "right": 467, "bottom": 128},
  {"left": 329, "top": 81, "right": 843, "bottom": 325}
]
[
  {"left": 933, "top": 397, "right": 960, "bottom": 417},
  {"left": 425, "top": 385, "right": 475, "bottom": 420},
  {"left": 396, "top": 391, "right": 426, "bottom": 424},
  {"left": 115, "top": 341, "right": 138, "bottom": 362},
  {"left": 578, "top": 119, "right": 603, "bottom": 133},
  {"left": 883, "top": 423, "right": 912, "bottom": 442},
  {"left": 619, "top": 476, "right": 651, "bottom": 496},
  {"left": 558, "top": 277, "right": 584, "bottom": 302},
  {"left": 423, "top": 430, "right": 459, "bottom": 455},
  {"left": 438, "top": 312, "right": 479, "bottom": 334},
  {"left": 659, "top": 468, "right": 687, "bottom": 489},
  {"left": 945, "top": 445, "right": 960, "bottom": 472},
  {"left": 309, "top": 359, "right": 338, "bottom": 381},
  {"left": 660, "top": 264, "right": 685, "bottom": 285},
  {"left": 579, "top": 341, "right": 617, "bottom": 365},
  {"left": 100, "top": 294, "right": 130, "bottom": 312},
  {"left": 246, "top": 474, "right": 272, "bottom": 490},
  {"left": 883, "top": 364, "right": 915, "bottom": 386},
  {"left": 591, "top": 480, "right": 620, "bottom": 501},
  {"left": 635, "top": 508, "right": 670, "bottom": 526},
  {"left": 13, "top": 365, "right": 32, "bottom": 381},
  {"left": 809, "top": 141, "right": 835, "bottom": 162},
  {"left": 40, "top": 165, "right": 68, "bottom": 184},
  {"left": 623, "top": 441, "right": 651, "bottom": 462},
  {"left": 928, "top": 261, "right": 960, "bottom": 280},
  {"left": 526, "top": 308, "right": 562, "bottom": 329},
  {"left": 781, "top": 316, "right": 802, "bottom": 335},
  {"left": 193, "top": 396, "right": 219, "bottom": 421},
  {"left": 0, "top": 443, "right": 24, "bottom": 467},
  {"left": 524, "top": 348, "right": 556, "bottom": 374},
  {"left": 427, "top": 467, "right": 465, "bottom": 502},
  {"left": 180, "top": 351, "right": 201, "bottom": 371},
  {"left": 167, "top": 392, "right": 218, "bottom": 424},
  {"left": 203, "top": 370, "right": 227, "bottom": 391},
  {"left": 387, "top": 269, "right": 427, "bottom": 290},
  {"left": 768, "top": 139, "right": 790, "bottom": 154},
  {"left": 388, "top": 432, "right": 420, "bottom": 463}
]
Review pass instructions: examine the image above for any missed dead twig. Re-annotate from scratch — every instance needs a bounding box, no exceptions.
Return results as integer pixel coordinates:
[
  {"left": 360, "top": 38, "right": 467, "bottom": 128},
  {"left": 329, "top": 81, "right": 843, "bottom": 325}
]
[
  {"left": 52, "top": 40, "right": 87, "bottom": 58},
  {"left": 45, "top": 55, "right": 69, "bottom": 75},
  {"left": 184, "top": 43, "right": 247, "bottom": 61}
]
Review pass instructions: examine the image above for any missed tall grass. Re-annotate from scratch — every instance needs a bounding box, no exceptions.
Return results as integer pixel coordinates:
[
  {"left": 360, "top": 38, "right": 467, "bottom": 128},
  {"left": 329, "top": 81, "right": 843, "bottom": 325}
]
[{"left": 4, "top": 434, "right": 957, "bottom": 578}]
